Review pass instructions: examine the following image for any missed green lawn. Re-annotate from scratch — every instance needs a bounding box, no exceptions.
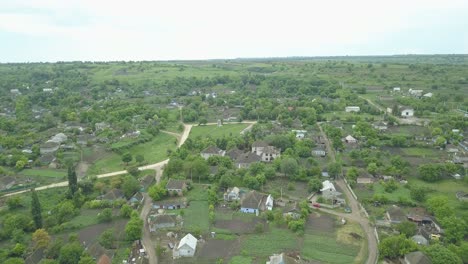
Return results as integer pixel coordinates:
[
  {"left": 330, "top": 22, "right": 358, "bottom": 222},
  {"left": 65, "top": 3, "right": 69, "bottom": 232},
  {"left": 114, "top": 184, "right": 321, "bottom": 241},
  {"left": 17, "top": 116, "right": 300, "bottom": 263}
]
[
  {"left": 302, "top": 234, "right": 360, "bottom": 264},
  {"left": 401, "top": 147, "right": 440, "bottom": 157},
  {"left": 229, "top": 256, "right": 252, "bottom": 264},
  {"left": 20, "top": 169, "right": 67, "bottom": 178},
  {"left": 182, "top": 201, "right": 210, "bottom": 232},
  {"left": 68, "top": 209, "right": 100, "bottom": 227},
  {"left": 91, "top": 133, "right": 177, "bottom": 174},
  {"left": 241, "top": 226, "right": 298, "bottom": 258},
  {"left": 356, "top": 181, "right": 414, "bottom": 204},
  {"left": 188, "top": 123, "right": 250, "bottom": 140}
]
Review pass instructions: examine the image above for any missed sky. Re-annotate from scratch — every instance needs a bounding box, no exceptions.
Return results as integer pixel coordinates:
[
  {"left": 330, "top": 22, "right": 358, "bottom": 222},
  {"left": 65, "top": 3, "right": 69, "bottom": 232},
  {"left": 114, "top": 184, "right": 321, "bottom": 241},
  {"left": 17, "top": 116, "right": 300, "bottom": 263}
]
[{"left": 0, "top": 0, "right": 467, "bottom": 62}]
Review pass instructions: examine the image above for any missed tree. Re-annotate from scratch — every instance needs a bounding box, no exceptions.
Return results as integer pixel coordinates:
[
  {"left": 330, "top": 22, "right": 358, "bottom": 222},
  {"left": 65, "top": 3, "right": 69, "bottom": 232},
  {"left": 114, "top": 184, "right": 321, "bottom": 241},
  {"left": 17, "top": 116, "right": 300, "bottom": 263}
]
[
  {"left": 77, "top": 254, "right": 94, "bottom": 264},
  {"left": 98, "top": 208, "right": 113, "bottom": 223},
  {"left": 6, "top": 196, "right": 23, "bottom": 210},
  {"left": 4, "top": 258, "right": 25, "bottom": 264},
  {"left": 440, "top": 216, "right": 467, "bottom": 244},
  {"left": 367, "top": 162, "right": 378, "bottom": 176},
  {"left": 328, "top": 162, "right": 342, "bottom": 178},
  {"left": 346, "top": 167, "right": 359, "bottom": 183},
  {"left": 434, "top": 136, "right": 447, "bottom": 148},
  {"left": 98, "top": 228, "right": 115, "bottom": 249},
  {"left": 378, "top": 235, "right": 417, "bottom": 259},
  {"left": 120, "top": 204, "right": 133, "bottom": 218},
  {"left": 135, "top": 154, "right": 145, "bottom": 164},
  {"left": 125, "top": 214, "right": 143, "bottom": 241},
  {"left": 426, "top": 196, "right": 454, "bottom": 219},
  {"left": 148, "top": 182, "right": 168, "bottom": 201},
  {"left": 410, "top": 186, "right": 427, "bottom": 202},
  {"left": 396, "top": 221, "right": 417, "bottom": 238},
  {"left": 32, "top": 228, "right": 51, "bottom": 250},
  {"left": 280, "top": 158, "right": 299, "bottom": 178},
  {"left": 419, "top": 164, "right": 444, "bottom": 182},
  {"left": 122, "top": 153, "right": 132, "bottom": 165},
  {"left": 423, "top": 244, "right": 462, "bottom": 264},
  {"left": 308, "top": 178, "right": 322, "bottom": 193},
  {"left": 122, "top": 175, "right": 140, "bottom": 199},
  {"left": 67, "top": 165, "right": 78, "bottom": 197},
  {"left": 31, "top": 189, "right": 43, "bottom": 229},
  {"left": 58, "top": 242, "right": 84, "bottom": 264}
]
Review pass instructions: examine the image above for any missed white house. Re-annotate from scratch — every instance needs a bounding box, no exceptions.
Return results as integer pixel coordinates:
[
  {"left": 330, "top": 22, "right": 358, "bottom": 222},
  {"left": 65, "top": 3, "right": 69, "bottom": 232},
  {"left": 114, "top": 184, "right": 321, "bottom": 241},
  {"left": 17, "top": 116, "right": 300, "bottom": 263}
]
[
  {"left": 408, "top": 89, "right": 423, "bottom": 97},
  {"left": 345, "top": 106, "right": 360, "bottom": 113},
  {"left": 251, "top": 141, "right": 280, "bottom": 162},
  {"left": 344, "top": 135, "right": 357, "bottom": 144},
  {"left": 423, "top": 92, "right": 433, "bottom": 98},
  {"left": 200, "top": 146, "right": 225, "bottom": 160},
  {"left": 401, "top": 108, "right": 414, "bottom": 117},
  {"left": 176, "top": 233, "right": 197, "bottom": 257},
  {"left": 393, "top": 87, "right": 401, "bottom": 92},
  {"left": 265, "top": 194, "right": 274, "bottom": 211},
  {"left": 224, "top": 187, "right": 241, "bottom": 201},
  {"left": 320, "top": 180, "right": 336, "bottom": 192}
]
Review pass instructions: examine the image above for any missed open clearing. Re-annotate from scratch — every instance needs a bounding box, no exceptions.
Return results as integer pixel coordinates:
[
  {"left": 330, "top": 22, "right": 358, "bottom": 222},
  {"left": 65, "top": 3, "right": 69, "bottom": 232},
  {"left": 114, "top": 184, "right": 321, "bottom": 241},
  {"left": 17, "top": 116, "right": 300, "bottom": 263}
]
[
  {"left": 188, "top": 123, "right": 250, "bottom": 140},
  {"left": 20, "top": 168, "right": 67, "bottom": 178}
]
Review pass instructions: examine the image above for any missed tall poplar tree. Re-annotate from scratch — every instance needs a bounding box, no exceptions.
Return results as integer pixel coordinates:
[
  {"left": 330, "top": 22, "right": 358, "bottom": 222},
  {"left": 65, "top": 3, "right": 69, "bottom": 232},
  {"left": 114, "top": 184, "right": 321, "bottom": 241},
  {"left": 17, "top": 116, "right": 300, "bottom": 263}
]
[
  {"left": 68, "top": 165, "right": 78, "bottom": 196},
  {"left": 31, "top": 189, "right": 43, "bottom": 229}
]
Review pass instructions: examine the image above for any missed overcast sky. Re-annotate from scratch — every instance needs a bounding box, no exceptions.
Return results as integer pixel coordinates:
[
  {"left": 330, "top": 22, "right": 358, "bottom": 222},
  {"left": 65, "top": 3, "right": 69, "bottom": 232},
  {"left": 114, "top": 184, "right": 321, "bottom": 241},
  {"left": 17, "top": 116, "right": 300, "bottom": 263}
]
[{"left": 1, "top": 0, "right": 467, "bottom": 62}]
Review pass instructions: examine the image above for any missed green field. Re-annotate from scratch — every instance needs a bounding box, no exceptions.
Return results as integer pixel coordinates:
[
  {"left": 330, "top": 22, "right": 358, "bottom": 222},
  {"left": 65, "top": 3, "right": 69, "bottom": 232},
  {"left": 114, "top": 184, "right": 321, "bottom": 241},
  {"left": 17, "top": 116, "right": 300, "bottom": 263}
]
[
  {"left": 182, "top": 201, "right": 210, "bottom": 232},
  {"left": 356, "top": 181, "right": 414, "bottom": 204},
  {"left": 20, "top": 169, "right": 67, "bottom": 178},
  {"left": 401, "top": 147, "right": 440, "bottom": 157},
  {"left": 188, "top": 123, "right": 250, "bottom": 140},
  {"left": 229, "top": 256, "right": 253, "bottom": 264},
  {"left": 241, "top": 226, "right": 298, "bottom": 258},
  {"left": 302, "top": 234, "right": 360, "bottom": 264},
  {"left": 91, "top": 133, "right": 177, "bottom": 174}
]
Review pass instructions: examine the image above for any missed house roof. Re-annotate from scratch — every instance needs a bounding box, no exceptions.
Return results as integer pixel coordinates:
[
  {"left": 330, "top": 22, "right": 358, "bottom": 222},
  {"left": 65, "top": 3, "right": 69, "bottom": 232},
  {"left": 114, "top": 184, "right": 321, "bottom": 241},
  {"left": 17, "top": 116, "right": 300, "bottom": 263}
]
[
  {"left": 241, "top": 190, "right": 265, "bottom": 209},
  {"left": 405, "top": 251, "right": 431, "bottom": 264},
  {"left": 236, "top": 152, "right": 262, "bottom": 164},
  {"left": 411, "top": 235, "right": 428, "bottom": 246},
  {"left": 201, "top": 146, "right": 222, "bottom": 154},
  {"left": 252, "top": 141, "right": 269, "bottom": 148},
  {"left": 178, "top": 233, "right": 197, "bottom": 250},
  {"left": 320, "top": 180, "right": 336, "bottom": 192},
  {"left": 102, "top": 188, "right": 124, "bottom": 200},
  {"left": 230, "top": 187, "right": 240, "bottom": 194},
  {"left": 263, "top": 146, "right": 280, "bottom": 154},
  {"left": 387, "top": 205, "right": 406, "bottom": 222},
  {"left": 41, "top": 141, "right": 60, "bottom": 148},
  {"left": 97, "top": 254, "right": 112, "bottom": 264},
  {"left": 226, "top": 148, "right": 244, "bottom": 160},
  {"left": 345, "top": 135, "right": 357, "bottom": 141},
  {"left": 166, "top": 179, "right": 186, "bottom": 190}
]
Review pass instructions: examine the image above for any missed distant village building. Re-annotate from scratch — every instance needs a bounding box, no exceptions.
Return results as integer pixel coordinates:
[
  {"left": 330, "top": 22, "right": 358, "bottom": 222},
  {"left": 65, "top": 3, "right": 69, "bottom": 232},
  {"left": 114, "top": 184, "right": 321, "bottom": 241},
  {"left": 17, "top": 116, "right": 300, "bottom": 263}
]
[
  {"left": 408, "top": 89, "right": 423, "bottom": 97},
  {"left": 224, "top": 187, "right": 241, "bottom": 201},
  {"left": 42, "top": 88, "right": 53, "bottom": 93},
  {"left": 10, "top": 89, "right": 21, "bottom": 95},
  {"left": 393, "top": 87, "right": 401, "bottom": 92},
  {"left": 251, "top": 141, "right": 280, "bottom": 162},
  {"left": 200, "top": 146, "right": 225, "bottom": 160},
  {"left": 40, "top": 141, "right": 60, "bottom": 154},
  {"left": 166, "top": 179, "right": 187, "bottom": 195},
  {"left": 345, "top": 106, "right": 360, "bottom": 113},
  {"left": 240, "top": 191, "right": 273, "bottom": 215},
  {"left": 401, "top": 108, "right": 414, "bottom": 117},
  {"left": 403, "top": 251, "right": 431, "bottom": 264},
  {"left": 235, "top": 152, "right": 262, "bottom": 169},
  {"left": 372, "top": 121, "right": 388, "bottom": 131},
  {"left": 49, "top": 133, "right": 68, "bottom": 143},
  {"left": 423, "top": 92, "right": 433, "bottom": 98},
  {"left": 148, "top": 214, "right": 177, "bottom": 232},
  {"left": 95, "top": 122, "right": 110, "bottom": 131},
  {"left": 344, "top": 135, "right": 357, "bottom": 144},
  {"left": 175, "top": 233, "right": 197, "bottom": 258},
  {"left": 311, "top": 146, "right": 326, "bottom": 157}
]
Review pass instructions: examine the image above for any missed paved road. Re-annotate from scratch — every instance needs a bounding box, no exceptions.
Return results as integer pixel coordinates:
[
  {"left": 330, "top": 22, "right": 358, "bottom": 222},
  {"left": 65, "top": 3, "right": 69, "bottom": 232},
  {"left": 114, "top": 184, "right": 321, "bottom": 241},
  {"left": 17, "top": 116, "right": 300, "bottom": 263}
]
[{"left": 317, "top": 123, "right": 378, "bottom": 264}]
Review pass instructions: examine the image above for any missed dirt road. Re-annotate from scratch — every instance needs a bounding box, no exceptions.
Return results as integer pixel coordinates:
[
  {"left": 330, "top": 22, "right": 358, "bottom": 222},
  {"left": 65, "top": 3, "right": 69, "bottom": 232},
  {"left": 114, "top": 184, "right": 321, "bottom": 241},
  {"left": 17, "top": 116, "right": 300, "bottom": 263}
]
[
  {"left": 317, "top": 123, "right": 378, "bottom": 264},
  {"left": 140, "top": 192, "right": 157, "bottom": 264}
]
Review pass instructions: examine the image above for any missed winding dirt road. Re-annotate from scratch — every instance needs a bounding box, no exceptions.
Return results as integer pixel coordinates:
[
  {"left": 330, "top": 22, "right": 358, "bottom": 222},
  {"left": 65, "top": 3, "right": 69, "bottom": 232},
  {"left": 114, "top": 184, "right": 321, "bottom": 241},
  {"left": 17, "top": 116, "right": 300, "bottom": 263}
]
[{"left": 317, "top": 123, "right": 378, "bottom": 264}]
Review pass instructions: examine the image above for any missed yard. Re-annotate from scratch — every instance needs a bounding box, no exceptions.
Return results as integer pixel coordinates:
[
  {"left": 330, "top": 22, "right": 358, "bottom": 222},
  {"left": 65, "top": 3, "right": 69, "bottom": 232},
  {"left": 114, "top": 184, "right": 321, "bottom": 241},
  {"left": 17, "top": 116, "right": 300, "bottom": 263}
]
[
  {"left": 188, "top": 123, "right": 250, "bottom": 140},
  {"left": 354, "top": 181, "right": 414, "bottom": 204}
]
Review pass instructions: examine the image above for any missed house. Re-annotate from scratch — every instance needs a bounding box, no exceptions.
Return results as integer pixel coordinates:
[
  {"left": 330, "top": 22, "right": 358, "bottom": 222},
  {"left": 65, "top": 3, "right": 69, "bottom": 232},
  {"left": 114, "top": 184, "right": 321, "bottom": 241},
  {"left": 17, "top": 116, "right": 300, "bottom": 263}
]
[
  {"left": 38, "top": 154, "right": 56, "bottom": 166},
  {"left": 166, "top": 179, "right": 187, "bottom": 195},
  {"left": 240, "top": 191, "right": 272, "bottom": 215},
  {"left": 153, "top": 200, "right": 186, "bottom": 210},
  {"left": 293, "top": 130, "right": 307, "bottom": 139},
  {"left": 456, "top": 192, "right": 468, "bottom": 201},
  {"left": 408, "top": 89, "right": 423, "bottom": 97},
  {"left": 97, "top": 254, "right": 111, "bottom": 264},
  {"left": 411, "top": 235, "right": 428, "bottom": 246},
  {"left": 235, "top": 152, "right": 262, "bottom": 169},
  {"left": 121, "top": 130, "right": 140, "bottom": 139},
  {"left": 321, "top": 171, "right": 330, "bottom": 178},
  {"left": 344, "top": 135, "right": 357, "bottom": 144},
  {"left": 372, "top": 121, "right": 388, "bottom": 131},
  {"left": 345, "top": 106, "right": 360, "bottom": 113},
  {"left": 101, "top": 189, "right": 125, "bottom": 201},
  {"left": 320, "top": 180, "right": 336, "bottom": 192},
  {"left": 176, "top": 233, "right": 197, "bottom": 257},
  {"left": 357, "top": 176, "right": 374, "bottom": 184},
  {"left": 311, "top": 148, "right": 326, "bottom": 157},
  {"left": 452, "top": 173, "right": 462, "bottom": 180},
  {"left": 148, "top": 214, "right": 177, "bottom": 232},
  {"left": 10, "top": 89, "right": 21, "bottom": 95},
  {"left": 423, "top": 93, "right": 433, "bottom": 98},
  {"left": 200, "top": 146, "right": 225, "bottom": 160},
  {"left": 42, "top": 88, "right": 53, "bottom": 93},
  {"left": 403, "top": 251, "right": 431, "bottom": 264},
  {"left": 0, "top": 176, "right": 16, "bottom": 191},
  {"left": 226, "top": 148, "right": 244, "bottom": 160},
  {"left": 224, "top": 187, "right": 241, "bottom": 201},
  {"left": 401, "top": 108, "right": 414, "bottom": 117},
  {"left": 393, "top": 87, "right": 401, "bottom": 92},
  {"left": 386, "top": 205, "right": 406, "bottom": 224},
  {"left": 266, "top": 252, "right": 297, "bottom": 264},
  {"left": 129, "top": 192, "right": 144, "bottom": 207},
  {"left": 252, "top": 141, "right": 280, "bottom": 162},
  {"left": 40, "top": 141, "right": 60, "bottom": 154},
  {"left": 50, "top": 133, "right": 68, "bottom": 143}
]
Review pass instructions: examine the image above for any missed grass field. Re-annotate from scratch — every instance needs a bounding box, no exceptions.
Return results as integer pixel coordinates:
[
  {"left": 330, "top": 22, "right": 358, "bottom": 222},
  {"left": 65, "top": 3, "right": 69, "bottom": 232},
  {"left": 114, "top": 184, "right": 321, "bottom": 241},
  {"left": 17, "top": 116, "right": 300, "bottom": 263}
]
[
  {"left": 229, "top": 256, "right": 252, "bottom": 264},
  {"left": 91, "top": 132, "right": 177, "bottom": 174},
  {"left": 20, "top": 168, "right": 67, "bottom": 178},
  {"left": 188, "top": 123, "right": 250, "bottom": 140},
  {"left": 356, "top": 181, "right": 414, "bottom": 204},
  {"left": 401, "top": 147, "right": 440, "bottom": 157},
  {"left": 241, "top": 226, "right": 298, "bottom": 258},
  {"left": 302, "top": 234, "right": 360, "bottom": 264},
  {"left": 183, "top": 201, "right": 210, "bottom": 232}
]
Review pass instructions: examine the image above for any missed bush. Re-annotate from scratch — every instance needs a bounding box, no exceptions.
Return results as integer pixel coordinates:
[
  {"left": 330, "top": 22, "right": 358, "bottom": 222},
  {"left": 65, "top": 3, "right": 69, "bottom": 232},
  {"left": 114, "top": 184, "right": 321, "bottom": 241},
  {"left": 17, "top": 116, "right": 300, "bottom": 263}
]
[{"left": 98, "top": 208, "right": 113, "bottom": 223}]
